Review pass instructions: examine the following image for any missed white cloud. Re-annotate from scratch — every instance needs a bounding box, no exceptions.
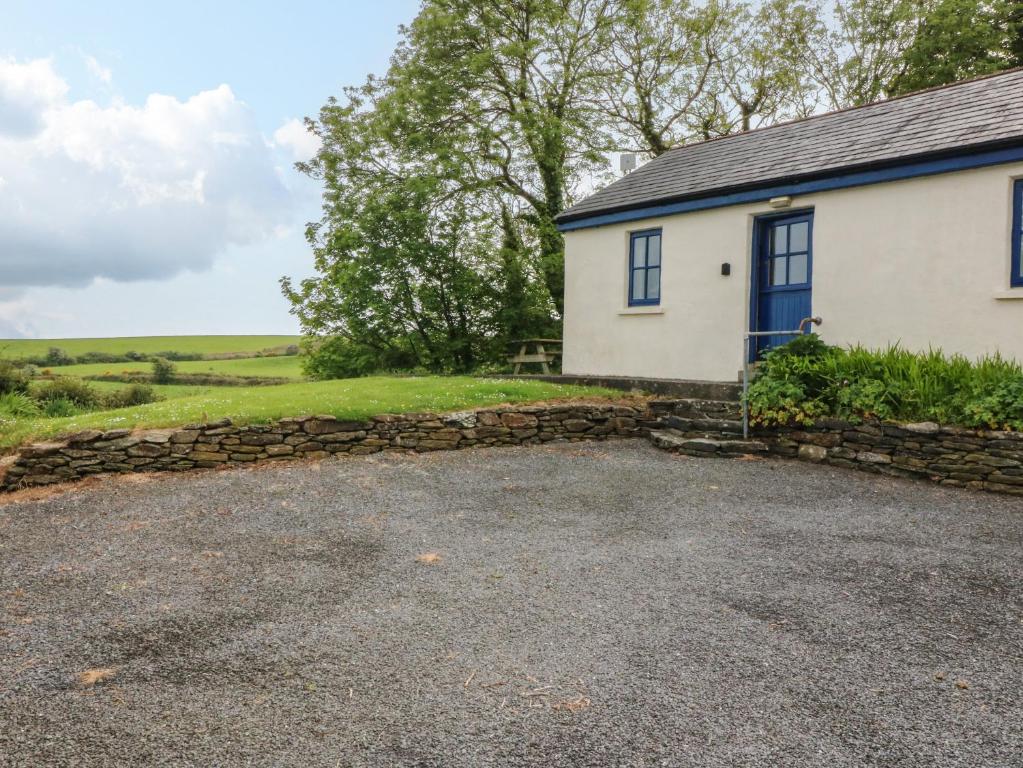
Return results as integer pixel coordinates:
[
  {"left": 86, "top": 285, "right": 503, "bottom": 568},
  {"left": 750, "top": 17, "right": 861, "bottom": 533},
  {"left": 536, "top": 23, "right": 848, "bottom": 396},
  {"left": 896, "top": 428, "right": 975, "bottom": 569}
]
[
  {"left": 0, "top": 58, "right": 294, "bottom": 290},
  {"left": 0, "top": 57, "right": 68, "bottom": 138},
  {"left": 84, "top": 55, "right": 112, "bottom": 86},
  {"left": 273, "top": 117, "right": 321, "bottom": 161}
]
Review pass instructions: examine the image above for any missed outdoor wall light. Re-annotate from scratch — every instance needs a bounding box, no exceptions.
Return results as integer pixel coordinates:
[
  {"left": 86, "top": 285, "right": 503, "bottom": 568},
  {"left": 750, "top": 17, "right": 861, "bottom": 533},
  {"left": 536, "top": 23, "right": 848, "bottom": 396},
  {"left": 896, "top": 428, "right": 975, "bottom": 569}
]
[
  {"left": 721, "top": 262, "right": 731, "bottom": 276},
  {"left": 769, "top": 195, "right": 793, "bottom": 208}
]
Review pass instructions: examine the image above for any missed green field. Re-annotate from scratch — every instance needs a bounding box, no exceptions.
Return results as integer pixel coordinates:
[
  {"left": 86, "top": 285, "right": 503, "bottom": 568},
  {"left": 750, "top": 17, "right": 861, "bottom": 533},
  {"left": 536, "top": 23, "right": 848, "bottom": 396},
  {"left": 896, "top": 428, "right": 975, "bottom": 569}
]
[
  {"left": 51, "top": 355, "right": 305, "bottom": 380},
  {"left": 0, "top": 377, "right": 614, "bottom": 450},
  {"left": 0, "top": 335, "right": 299, "bottom": 359}
]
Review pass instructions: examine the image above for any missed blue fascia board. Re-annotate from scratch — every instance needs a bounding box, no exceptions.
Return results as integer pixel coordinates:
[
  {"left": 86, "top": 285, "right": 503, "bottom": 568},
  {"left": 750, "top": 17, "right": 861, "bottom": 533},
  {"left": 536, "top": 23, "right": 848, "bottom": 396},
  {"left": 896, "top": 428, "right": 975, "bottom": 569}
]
[{"left": 557, "top": 145, "right": 1023, "bottom": 232}]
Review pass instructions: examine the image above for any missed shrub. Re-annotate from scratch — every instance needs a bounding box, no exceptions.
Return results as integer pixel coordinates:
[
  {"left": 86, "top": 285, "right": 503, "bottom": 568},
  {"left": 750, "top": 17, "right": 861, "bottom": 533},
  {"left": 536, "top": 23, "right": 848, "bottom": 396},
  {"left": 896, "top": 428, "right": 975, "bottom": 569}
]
[
  {"left": 746, "top": 337, "right": 1023, "bottom": 430},
  {"left": 301, "top": 336, "right": 416, "bottom": 379},
  {"left": 0, "top": 360, "right": 30, "bottom": 395},
  {"left": 151, "top": 357, "right": 176, "bottom": 384},
  {"left": 41, "top": 397, "right": 80, "bottom": 418},
  {"left": 45, "top": 347, "right": 74, "bottom": 366},
  {"left": 34, "top": 378, "right": 100, "bottom": 408},
  {"left": 103, "top": 384, "right": 160, "bottom": 409},
  {"left": 0, "top": 391, "right": 41, "bottom": 418}
]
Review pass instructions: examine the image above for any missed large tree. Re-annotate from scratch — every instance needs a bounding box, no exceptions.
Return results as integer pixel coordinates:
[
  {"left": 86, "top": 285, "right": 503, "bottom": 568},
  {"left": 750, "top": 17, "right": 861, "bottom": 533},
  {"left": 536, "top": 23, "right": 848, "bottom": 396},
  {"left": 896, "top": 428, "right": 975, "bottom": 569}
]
[
  {"left": 892, "top": 0, "right": 1023, "bottom": 94},
  {"left": 384, "top": 0, "right": 616, "bottom": 315}
]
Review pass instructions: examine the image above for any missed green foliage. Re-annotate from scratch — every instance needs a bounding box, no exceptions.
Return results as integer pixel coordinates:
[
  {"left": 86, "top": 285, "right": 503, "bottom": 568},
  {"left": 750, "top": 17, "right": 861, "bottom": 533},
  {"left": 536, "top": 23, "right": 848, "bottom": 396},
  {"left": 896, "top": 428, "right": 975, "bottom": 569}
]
[
  {"left": 963, "top": 378, "right": 1023, "bottom": 430},
  {"left": 0, "top": 392, "right": 41, "bottom": 419},
  {"left": 102, "top": 384, "right": 160, "bottom": 409},
  {"left": 41, "top": 397, "right": 81, "bottom": 418},
  {"left": 33, "top": 378, "right": 100, "bottom": 408},
  {"left": 151, "top": 357, "right": 177, "bottom": 384},
  {"left": 283, "top": 166, "right": 513, "bottom": 375},
  {"left": 892, "top": 0, "right": 1022, "bottom": 94},
  {"left": 0, "top": 360, "right": 30, "bottom": 395},
  {"left": 45, "top": 347, "right": 74, "bottom": 366},
  {"left": 300, "top": 337, "right": 416, "bottom": 379},
  {"left": 746, "top": 337, "right": 1023, "bottom": 429}
]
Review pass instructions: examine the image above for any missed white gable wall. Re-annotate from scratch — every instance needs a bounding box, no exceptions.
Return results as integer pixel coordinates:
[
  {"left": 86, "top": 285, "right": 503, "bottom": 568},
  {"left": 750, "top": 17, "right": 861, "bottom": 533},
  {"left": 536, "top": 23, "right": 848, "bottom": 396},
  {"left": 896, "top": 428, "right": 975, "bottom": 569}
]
[{"left": 562, "top": 161, "right": 1023, "bottom": 382}]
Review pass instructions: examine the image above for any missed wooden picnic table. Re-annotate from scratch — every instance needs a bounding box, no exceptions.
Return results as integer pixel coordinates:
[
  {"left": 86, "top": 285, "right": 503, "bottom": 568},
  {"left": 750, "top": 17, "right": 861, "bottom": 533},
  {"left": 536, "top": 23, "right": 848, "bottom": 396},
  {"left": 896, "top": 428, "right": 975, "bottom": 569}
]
[{"left": 508, "top": 338, "right": 562, "bottom": 374}]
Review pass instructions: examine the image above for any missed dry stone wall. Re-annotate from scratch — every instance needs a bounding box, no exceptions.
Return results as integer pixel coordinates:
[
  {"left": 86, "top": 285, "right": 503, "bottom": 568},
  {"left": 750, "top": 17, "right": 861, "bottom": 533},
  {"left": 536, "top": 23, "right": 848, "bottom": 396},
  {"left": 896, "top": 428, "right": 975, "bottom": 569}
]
[
  {"left": 647, "top": 399, "right": 1023, "bottom": 497},
  {"left": 7, "top": 398, "right": 1023, "bottom": 497},
  {"left": 764, "top": 420, "right": 1023, "bottom": 496},
  {"left": 1, "top": 402, "right": 652, "bottom": 491}
]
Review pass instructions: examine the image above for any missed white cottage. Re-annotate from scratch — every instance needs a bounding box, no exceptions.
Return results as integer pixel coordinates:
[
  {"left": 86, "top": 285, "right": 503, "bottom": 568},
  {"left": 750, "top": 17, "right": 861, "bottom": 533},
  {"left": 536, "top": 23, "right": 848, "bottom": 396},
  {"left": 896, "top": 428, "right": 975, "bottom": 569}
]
[{"left": 556, "top": 69, "right": 1023, "bottom": 383}]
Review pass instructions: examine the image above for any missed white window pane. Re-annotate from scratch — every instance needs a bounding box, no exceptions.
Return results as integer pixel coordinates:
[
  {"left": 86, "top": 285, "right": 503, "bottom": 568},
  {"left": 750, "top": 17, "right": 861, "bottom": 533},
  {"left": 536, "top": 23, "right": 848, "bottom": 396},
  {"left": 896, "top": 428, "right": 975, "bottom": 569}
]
[
  {"left": 789, "top": 253, "right": 807, "bottom": 284},
  {"left": 646, "top": 267, "right": 660, "bottom": 300},
  {"left": 631, "top": 271, "right": 645, "bottom": 300},
  {"left": 770, "top": 257, "right": 787, "bottom": 286},
  {"left": 790, "top": 221, "right": 808, "bottom": 252},
  {"left": 647, "top": 235, "right": 661, "bottom": 266},
  {"left": 772, "top": 226, "right": 787, "bottom": 255},
  {"left": 633, "top": 237, "right": 647, "bottom": 268}
]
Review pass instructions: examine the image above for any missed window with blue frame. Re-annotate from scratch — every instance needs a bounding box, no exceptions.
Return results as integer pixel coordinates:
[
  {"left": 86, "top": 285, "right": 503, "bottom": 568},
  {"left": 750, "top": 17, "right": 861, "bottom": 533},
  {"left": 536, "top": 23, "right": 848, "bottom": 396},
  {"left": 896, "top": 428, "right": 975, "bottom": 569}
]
[
  {"left": 629, "top": 229, "right": 661, "bottom": 306},
  {"left": 1013, "top": 180, "right": 1023, "bottom": 287}
]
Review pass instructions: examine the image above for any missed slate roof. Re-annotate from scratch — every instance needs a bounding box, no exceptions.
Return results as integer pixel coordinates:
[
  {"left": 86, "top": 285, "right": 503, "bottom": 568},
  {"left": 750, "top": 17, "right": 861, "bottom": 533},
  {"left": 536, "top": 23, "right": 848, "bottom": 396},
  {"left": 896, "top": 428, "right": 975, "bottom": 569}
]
[{"left": 558, "top": 68, "right": 1023, "bottom": 224}]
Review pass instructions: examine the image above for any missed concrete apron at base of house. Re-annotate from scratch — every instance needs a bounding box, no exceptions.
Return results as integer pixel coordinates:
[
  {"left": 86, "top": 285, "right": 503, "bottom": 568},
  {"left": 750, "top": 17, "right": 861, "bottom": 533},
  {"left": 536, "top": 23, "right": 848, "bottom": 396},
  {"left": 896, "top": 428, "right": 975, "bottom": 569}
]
[{"left": 4, "top": 399, "right": 1023, "bottom": 498}]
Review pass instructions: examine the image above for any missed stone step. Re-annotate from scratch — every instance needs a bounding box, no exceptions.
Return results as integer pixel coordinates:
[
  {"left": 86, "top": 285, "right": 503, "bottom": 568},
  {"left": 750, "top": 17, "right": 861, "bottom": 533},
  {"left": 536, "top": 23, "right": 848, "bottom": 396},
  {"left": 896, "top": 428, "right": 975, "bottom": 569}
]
[
  {"left": 648, "top": 398, "right": 744, "bottom": 422},
  {"left": 649, "top": 430, "right": 767, "bottom": 457},
  {"left": 662, "top": 415, "right": 744, "bottom": 435}
]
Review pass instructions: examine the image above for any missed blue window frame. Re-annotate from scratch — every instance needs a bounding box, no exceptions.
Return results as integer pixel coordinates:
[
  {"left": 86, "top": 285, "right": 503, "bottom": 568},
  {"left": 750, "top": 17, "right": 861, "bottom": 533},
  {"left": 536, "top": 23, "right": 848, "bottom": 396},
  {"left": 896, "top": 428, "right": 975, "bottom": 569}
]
[
  {"left": 628, "top": 229, "right": 662, "bottom": 306},
  {"left": 1013, "top": 180, "right": 1023, "bottom": 287}
]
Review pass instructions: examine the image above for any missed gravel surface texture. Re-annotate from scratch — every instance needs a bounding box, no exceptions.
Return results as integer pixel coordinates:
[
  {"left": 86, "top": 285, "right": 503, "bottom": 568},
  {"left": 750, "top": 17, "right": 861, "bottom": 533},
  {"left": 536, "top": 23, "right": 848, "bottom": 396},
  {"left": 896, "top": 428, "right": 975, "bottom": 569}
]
[{"left": 2, "top": 440, "right": 1022, "bottom": 767}]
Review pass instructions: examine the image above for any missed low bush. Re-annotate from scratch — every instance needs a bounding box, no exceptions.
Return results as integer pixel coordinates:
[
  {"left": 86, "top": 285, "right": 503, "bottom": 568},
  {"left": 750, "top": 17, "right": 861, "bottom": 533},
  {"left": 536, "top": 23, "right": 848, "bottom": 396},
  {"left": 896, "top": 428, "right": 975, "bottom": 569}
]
[
  {"left": 33, "top": 378, "right": 100, "bottom": 408},
  {"left": 41, "top": 397, "right": 81, "bottom": 418},
  {"left": 102, "top": 384, "right": 160, "bottom": 409},
  {"left": 746, "top": 336, "right": 1023, "bottom": 430},
  {"left": 0, "top": 392, "right": 41, "bottom": 418},
  {"left": 0, "top": 360, "right": 30, "bottom": 395},
  {"left": 151, "top": 357, "right": 177, "bottom": 384},
  {"left": 301, "top": 336, "right": 417, "bottom": 379},
  {"left": 45, "top": 347, "right": 75, "bottom": 366}
]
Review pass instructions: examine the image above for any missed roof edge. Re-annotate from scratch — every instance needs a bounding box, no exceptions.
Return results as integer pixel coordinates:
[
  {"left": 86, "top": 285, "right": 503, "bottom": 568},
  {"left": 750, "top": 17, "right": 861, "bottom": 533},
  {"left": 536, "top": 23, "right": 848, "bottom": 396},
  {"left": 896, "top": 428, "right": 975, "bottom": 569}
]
[{"left": 557, "top": 141, "right": 1023, "bottom": 232}]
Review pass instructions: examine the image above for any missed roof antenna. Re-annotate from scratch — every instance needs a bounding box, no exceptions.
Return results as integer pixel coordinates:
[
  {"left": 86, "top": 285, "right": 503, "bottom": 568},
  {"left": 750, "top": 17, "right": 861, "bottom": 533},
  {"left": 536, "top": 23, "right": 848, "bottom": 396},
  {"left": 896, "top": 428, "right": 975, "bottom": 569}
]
[{"left": 619, "top": 153, "right": 637, "bottom": 174}]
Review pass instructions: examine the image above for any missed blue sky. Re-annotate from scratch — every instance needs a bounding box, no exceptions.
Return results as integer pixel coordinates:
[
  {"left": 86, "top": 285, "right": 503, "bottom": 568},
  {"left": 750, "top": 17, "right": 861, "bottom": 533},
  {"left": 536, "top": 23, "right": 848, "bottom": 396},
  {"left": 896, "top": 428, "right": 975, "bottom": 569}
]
[{"left": 0, "top": 1, "right": 421, "bottom": 338}]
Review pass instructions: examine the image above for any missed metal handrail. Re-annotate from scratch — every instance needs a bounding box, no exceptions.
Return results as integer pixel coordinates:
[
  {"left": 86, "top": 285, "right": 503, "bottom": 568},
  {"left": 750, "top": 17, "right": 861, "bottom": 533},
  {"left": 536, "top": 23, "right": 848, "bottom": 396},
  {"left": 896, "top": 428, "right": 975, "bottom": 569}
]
[{"left": 742, "top": 316, "right": 822, "bottom": 438}]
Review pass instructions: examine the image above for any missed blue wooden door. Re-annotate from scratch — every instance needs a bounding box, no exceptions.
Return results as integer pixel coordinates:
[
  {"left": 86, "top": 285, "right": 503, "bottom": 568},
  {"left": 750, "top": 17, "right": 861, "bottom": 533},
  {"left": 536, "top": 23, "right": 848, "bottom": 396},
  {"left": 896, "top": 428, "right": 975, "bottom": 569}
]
[{"left": 753, "top": 212, "right": 813, "bottom": 358}]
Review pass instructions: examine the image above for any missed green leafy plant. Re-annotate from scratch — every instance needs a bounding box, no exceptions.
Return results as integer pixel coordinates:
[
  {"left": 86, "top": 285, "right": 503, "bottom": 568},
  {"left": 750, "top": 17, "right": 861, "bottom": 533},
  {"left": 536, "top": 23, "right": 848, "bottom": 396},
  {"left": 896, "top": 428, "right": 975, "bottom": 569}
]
[
  {"left": 41, "top": 397, "right": 81, "bottom": 418},
  {"left": 0, "top": 360, "right": 30, "bottom": 395},
  {"left": 33, "top": 378, "right": 99, "bottom": 408},
  {"left": 44, "top": 347, "right": 74, "bottom": 366},
  {"left": 151, "top": 357, "right": 177, "bottom": 384},
  {"left": 746, "top": 338, "right": 1023, "bottom": 430},
  {"left": 0, "top": 392, "right": 41, "bottom": 418},
  {"left": 103, "top": 384, "right": 160, "bottom": 409}
]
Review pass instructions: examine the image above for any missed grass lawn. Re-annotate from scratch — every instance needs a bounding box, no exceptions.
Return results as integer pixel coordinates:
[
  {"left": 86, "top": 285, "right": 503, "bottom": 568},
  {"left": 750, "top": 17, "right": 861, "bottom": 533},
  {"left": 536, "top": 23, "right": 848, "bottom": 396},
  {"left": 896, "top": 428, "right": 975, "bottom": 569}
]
[
  {"left": 50, "top": 355, "right": 306, "bottom": 380},
  {"left": 0, "top": 376, "right": 619, "bottom": 451},
  {"left": 0, "top": 335, "right": 299, "bottom": 360}
]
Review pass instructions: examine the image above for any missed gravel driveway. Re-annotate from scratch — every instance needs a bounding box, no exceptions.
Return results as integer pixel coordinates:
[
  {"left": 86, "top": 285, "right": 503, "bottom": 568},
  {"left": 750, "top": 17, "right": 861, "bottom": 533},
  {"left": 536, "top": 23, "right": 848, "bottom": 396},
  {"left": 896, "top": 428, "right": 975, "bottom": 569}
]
[{"left": 2, "top": 440, "right": 1022, "bottom": 767}]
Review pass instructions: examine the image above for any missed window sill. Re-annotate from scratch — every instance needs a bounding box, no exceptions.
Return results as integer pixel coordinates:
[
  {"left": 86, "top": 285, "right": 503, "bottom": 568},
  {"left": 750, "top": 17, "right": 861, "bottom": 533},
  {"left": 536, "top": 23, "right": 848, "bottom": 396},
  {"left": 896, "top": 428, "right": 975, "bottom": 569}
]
[
  {"left": 618, "top": 306, "right": 664, "bottom": 316},
  {"left": 994, "top": 289, "right": 1023, "bottom": 300}
]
